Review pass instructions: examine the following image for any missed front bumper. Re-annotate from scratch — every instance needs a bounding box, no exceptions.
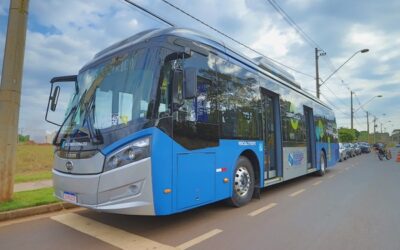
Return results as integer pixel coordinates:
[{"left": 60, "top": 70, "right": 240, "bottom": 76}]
[{"left": 53, "top": 157, "right": 155, "bottom": 215}]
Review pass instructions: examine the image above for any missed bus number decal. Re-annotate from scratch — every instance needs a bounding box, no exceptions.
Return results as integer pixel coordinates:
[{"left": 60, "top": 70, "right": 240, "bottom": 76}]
[{"left": 238, "top": 141, "right": 256, "bottom": 146}]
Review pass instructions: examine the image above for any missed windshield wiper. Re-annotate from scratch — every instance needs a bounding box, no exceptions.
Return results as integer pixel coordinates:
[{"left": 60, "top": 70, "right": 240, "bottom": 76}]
[
  {"left": 81, "top": 93, "right": 103, "bottom": 145},
  {"left": 53, "top": 106, "right": 77, "bottom": 146}
]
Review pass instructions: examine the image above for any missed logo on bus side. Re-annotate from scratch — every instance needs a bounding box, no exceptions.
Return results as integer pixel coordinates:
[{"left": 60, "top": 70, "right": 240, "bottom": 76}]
[{"left": 288, "top": 151, "right": 304, "bottom": 167}]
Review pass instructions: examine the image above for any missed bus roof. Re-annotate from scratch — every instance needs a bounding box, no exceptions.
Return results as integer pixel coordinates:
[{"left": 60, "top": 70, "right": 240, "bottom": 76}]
[{"left": 92, "top": 27, "right": 332, "bottom": 111}]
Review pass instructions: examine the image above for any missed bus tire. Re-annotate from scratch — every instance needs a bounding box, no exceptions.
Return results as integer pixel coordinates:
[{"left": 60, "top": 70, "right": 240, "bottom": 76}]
[
  {"left": 228, "top": 156, "right": 255, "bottom": 207},
  {"left": 317, "top": 151, "right": 326, "bottom": 176}
]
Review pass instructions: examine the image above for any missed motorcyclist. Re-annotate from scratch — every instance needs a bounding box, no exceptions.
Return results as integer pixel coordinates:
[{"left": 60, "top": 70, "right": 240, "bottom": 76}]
[
  {"left": 376, "top": 143, "right": 386, "bottom": 155},
  {"left": 376, "top": 142, "right": 392, "bottom": 160}
]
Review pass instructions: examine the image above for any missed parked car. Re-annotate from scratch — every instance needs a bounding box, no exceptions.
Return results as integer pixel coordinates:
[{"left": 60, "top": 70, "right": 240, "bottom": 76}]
[
  {"left": 344, "top": 143, "right": 355, "bottom": 158},
  {"left": 358, "top": 142, "right": 371, "bottom": 153},
  {"left": 339, "top": 143, "right": 348, "bottom": 161},
  {"left": 352, "top": 143, "right": 362, "bottom": 155},
  {"left": 396, "top": 143, "right": 400, "bottom": 148}
]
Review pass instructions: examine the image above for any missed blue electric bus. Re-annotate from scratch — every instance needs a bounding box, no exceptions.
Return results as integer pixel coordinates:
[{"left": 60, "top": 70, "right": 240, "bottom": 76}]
[{"left": 46, "top": 28, "right": 339, "bottom": 215}]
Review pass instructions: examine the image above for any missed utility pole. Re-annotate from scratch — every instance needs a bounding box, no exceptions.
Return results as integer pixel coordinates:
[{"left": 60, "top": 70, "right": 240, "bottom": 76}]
[
  {"left": 350, "top": 91, "right": 354, "bottom": 129},
  {"left": 0, "top": 0, "right": 30, "bottom": 202},
  {"left": 373, "top": 117, "right": 376, "bottom": 143},
  {"left": 315, "top": 48, "right": 320, "bottom": 99},
  {"left": 315, "top": 48, "right": 326, "bottom": 99},
  {"left": 366, "top": 111, "right": 369, "bottom": 143}
]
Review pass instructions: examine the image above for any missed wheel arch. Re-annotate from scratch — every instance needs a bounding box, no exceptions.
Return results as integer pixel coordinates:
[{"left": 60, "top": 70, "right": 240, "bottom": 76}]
[
  {"left": 320, "top": 147, "right": 327, "bottom": 168},
  {"left": 240, "top": 149, "right": 261, "bottom": 188}
]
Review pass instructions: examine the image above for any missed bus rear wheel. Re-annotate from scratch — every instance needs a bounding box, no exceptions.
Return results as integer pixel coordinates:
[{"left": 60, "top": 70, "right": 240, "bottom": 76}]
[
  {"left": 228, "top": 156, "right": 255, "bottom": 207},
  {"left": 317, "top": 151, "right": 326, "bottom": 176}
]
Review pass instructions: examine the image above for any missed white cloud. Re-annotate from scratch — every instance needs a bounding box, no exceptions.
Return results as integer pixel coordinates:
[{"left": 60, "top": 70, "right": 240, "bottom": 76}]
[{"left": 0, "top": 0, "right": 399, "bottom": 139}]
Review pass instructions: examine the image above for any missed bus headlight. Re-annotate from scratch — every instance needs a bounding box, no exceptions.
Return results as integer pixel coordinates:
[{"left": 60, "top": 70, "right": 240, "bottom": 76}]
[{"left": 104, "top": 137, "right": 151, "bottom": 172}]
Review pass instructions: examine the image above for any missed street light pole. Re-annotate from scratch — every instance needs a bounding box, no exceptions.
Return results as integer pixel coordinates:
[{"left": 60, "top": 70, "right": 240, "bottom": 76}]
[
  {"left": 352, "top": 94, "right": 382, "bottom": 132},
  {"left": 320, "top": 49, "right": 369, "bottom": 87},
  {"left": 366, "top": 111, "right": 369, "bottom": 143},
  {"left": 353, "top": 95, "right": 383, "bottom": 113},
  {"left": 351, "top": 91, "right": 354, "bottom": 129},
  {"left": 373, "top": 117, "right": 377, "bottom": 143}
]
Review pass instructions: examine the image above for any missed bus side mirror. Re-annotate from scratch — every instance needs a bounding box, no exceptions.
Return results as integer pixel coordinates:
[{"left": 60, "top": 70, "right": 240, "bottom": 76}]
[
  {"left": 50, "top": 86, "right": 61, "bottom": 111},
  {"left": 183, "top": 67, "right": 197, "bottom": 99}
]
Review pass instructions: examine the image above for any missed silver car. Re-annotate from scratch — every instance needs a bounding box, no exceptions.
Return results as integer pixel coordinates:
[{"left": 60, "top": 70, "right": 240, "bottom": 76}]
[{"left": 339, "top": 143, "right": 348, "bottom": 161}]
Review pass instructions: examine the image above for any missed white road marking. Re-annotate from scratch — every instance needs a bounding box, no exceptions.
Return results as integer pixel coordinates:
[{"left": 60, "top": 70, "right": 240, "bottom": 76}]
[
  {"left": 312, "top": 180, "right": 322, "bottom": 186},
  {"left": 52, "top": 213, "right": 174, "bottom": 250},
  {"left": 289, "top": 189, "right": 305, "bottom": 197},
  {"left": 248, "top": 203, "right": 277, "bottom": 217},
  {"left": 177, "top": 229, "right": 223, "bottom": 250},
  {"left": 328, "top": 174, "right": 336, "bottom": 178}
]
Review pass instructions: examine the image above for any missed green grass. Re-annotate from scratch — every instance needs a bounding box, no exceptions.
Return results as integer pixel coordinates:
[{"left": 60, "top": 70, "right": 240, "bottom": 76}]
[
  {"left": 14, "top": 171, "right": 52, "bottom": 184},
  {"left": 15, "top": 143, "right": 54, "bottom": 183},
  {"left": 0, "top": 187, "right": 59, "bottom": 212}
]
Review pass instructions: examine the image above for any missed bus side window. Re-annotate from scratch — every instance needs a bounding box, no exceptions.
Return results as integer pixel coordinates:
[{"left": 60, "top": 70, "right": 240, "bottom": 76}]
[
  {"left": 216, "top": 57, "right": 261, "bottom": 140},
  {"left": 172, "top": 51, "right": 219, "bottom": 150}
]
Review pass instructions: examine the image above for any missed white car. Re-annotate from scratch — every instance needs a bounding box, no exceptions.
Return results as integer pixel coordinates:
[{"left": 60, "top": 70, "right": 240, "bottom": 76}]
[{"left": 339, "top": 143, "right": 347, "bottom": 162}]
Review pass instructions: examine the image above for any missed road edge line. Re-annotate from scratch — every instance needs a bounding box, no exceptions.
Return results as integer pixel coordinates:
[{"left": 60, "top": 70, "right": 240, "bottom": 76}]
[
  {"left": 248, "top": 203, "right": 277, "bottom": 217},
  {"left": 177, "top": 229, "right": 223, "bottom": 250}
]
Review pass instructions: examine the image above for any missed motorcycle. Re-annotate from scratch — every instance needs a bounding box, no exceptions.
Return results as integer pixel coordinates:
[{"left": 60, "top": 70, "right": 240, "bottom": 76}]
[{"left": 377, "top": 148, "right": 392, "bottom": 160}]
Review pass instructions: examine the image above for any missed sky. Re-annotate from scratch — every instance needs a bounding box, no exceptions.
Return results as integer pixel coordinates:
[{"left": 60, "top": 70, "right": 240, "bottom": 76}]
[{"left": 0, "top": 0, "right": 399, "bottom": 142}]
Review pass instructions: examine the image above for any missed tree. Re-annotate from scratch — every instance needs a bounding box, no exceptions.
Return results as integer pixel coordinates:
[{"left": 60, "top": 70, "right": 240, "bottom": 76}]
[
  {"left": 18, "top": 134, "right": 30, "bottom": 142},
  {"left": 358, "top": 131, "right": 369, "bottom": 142},
  {"left": 338, "top": 127, "right": 358, "bottom": 142}
]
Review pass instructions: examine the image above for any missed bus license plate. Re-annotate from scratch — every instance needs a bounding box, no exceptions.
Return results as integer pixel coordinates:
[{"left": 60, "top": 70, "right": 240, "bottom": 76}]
[{"left": 63, "top": 192, "right": 77, "bottom": 203}]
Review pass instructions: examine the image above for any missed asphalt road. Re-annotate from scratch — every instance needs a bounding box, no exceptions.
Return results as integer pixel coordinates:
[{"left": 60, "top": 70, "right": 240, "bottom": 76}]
[{"left": 1, "top": 150, "right": 400, "bottom": 250}]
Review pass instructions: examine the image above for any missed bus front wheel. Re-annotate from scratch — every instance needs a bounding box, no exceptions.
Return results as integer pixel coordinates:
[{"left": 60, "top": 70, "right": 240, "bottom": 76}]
[
  {"left": 317, "top": 151, "right": 326, "bottom": 176},
  {"left": 228, "top": 156, "right": 255, "bottom": 207}
]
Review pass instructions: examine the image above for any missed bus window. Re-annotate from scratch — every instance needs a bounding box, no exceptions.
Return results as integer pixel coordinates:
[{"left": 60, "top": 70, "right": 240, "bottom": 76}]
[
  {"left": 172, "top": 51, "right": 219, "bottom": 149},
  {"left": 216, "top": 57, "right": 261, "bottom": 140}
]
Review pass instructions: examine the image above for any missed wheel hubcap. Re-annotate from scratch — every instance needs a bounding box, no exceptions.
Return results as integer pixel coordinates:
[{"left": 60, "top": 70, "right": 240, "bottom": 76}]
[{"left": 234, "top": 166, "right": 251, "bottom": 197}]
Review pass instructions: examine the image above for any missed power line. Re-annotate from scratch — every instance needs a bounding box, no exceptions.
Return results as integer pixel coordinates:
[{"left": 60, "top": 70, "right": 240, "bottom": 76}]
[
  {"left": 320, "top": 93, "right": 349, "bottom": 117},
  {"left": 263, "top": 0, "right": 358, "bottom": 98},
  {"left": 160, "top": 0, "right": 315, "bottom": 79},
  {"left": 265, "top": 0, "right": 322, "bottom": 50},
  {"left": 322, "top": 84, "right": 349, "bottom": 108},
  {"left": 263, "top": 0, "right": 355, "bottom": 100},
  {"left": 122, "top": 0, "right": 175, "bottom": 27}
]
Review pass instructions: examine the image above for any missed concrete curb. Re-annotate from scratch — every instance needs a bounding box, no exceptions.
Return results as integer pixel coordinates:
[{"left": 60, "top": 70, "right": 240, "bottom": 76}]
[{"left": 0, "top": 202, "right": 77, "bottom": 222}]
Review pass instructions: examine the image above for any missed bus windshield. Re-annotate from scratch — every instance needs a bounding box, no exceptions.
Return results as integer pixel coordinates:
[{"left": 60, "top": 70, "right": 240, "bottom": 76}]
[{"left": 55, "top": 48, "right": 158, "bottom": 148}]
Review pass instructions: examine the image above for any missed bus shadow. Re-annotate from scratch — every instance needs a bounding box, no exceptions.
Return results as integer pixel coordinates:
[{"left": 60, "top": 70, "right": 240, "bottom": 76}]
[{"left": 77, "top": 173, "right": 325, "bottom": 244}]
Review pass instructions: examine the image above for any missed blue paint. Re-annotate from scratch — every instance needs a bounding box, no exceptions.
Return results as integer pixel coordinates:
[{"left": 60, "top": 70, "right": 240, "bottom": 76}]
[{"left": 101, "top": 126, "right": 337, "bottom": 215}]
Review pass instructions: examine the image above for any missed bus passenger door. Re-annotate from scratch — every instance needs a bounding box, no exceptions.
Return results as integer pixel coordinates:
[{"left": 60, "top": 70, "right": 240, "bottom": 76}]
[
  {"left": 171, "top": 50, "right": 219, "bottom": 211},
  {"left": 262, "top": 91, "right": 281, "bottom": 180},
  {"left": 304, "top": 106, "right": 316, "bottom": 169}
]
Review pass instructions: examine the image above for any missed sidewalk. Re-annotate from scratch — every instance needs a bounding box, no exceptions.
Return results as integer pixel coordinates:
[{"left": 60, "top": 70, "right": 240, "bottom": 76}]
[{"left": 14, "top": 179, "right": 53, "bottom": 192}]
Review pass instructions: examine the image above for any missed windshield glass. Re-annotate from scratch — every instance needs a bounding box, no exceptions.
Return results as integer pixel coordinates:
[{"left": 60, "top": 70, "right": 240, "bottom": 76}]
[{"left": 55, "top": 48, "right": 159, "bottom": 148}]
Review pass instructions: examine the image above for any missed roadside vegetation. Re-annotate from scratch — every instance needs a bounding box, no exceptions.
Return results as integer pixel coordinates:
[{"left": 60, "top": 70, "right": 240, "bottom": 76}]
[
  {"left": 0, "top": 187, "right": 58, "bottom": 212},
  {"left": 15, "top": 143, "right": 54, "bottom": 183}
]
